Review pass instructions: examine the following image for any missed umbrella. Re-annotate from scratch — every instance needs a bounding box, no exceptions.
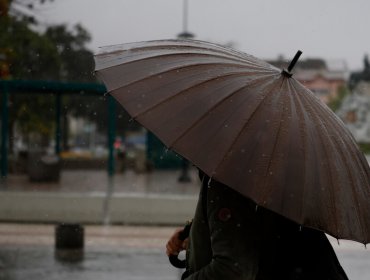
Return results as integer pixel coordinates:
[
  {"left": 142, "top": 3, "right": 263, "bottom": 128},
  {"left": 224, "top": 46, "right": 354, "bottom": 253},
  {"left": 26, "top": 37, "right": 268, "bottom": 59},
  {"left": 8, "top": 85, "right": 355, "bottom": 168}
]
[{"left": 94, "top": 39, "right": 370, "bottom": 244}]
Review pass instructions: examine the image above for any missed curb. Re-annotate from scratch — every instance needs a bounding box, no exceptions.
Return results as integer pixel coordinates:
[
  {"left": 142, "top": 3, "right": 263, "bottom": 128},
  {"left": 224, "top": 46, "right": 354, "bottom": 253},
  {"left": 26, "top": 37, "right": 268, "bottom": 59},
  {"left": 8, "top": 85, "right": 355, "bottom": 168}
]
[{"left": 0, "top": 191, "right": 198, "bottom": 225}]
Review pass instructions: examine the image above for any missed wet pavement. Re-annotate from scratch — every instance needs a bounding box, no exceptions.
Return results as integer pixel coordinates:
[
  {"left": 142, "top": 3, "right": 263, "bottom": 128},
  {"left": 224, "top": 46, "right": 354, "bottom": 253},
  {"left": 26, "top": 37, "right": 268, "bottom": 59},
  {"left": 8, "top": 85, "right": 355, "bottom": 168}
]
[
  {"left": 1, "top": 162, "right": 370, "bottom": 279},
  {"left": 0, "top": 224, "right": 183, "bottom": 280},
  {"left": 0, "top": 168, "right": 196, "bottom": 279},
  {"left": 0, "top": 224, "right": 369, "bottom": 280},
  {"left": 0, "top": 168, "right": 201, "bottom": 195},
  {"left": 0, "top": 168, "right": 201, "bottom": 225}
]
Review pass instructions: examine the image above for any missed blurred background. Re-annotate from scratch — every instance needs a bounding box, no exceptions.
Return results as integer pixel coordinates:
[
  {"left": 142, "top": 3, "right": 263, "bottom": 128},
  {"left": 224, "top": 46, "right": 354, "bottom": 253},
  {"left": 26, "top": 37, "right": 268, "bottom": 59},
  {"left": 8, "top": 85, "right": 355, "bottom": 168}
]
[{"left": 0, "top": 1, "right": 369, "bottom": 279}]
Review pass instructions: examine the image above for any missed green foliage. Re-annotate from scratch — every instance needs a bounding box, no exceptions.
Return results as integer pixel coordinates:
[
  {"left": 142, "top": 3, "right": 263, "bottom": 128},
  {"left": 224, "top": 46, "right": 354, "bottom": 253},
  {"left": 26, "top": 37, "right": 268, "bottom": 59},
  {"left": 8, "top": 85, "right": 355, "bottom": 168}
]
[
  {"left": 358, "top": 143, "right": 370, "bottom": 155},
  {"left": 44, "top": 24, "right": 95, "bottom": 82},
  {"left": 12, "top": 93, "right": 55, "bottom": 138},
  {"left": 0, "top": 17, "right": 61, "bottom": 80},
  {"left": 1, "top": 1, "right": 97, "bottom": 147},
  {"left": 328, "top": 86, "right": 349, "bottom": 112}
]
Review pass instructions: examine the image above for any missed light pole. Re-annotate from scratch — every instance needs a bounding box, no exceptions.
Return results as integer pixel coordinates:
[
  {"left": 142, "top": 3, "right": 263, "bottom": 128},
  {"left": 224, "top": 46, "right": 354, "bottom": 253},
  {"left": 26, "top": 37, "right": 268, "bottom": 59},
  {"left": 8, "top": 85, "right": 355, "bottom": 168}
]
[
  {"left": 177, "top": 0, "right": 194, "bottom": 182},
  {"left": 177, "top": 0, "right": 194, "bottom": 39}
]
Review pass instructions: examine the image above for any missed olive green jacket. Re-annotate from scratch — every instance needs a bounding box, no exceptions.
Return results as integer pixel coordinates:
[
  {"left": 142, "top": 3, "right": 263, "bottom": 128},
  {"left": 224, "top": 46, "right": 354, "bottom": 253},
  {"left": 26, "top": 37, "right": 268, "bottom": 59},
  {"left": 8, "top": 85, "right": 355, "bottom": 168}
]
[{"left": 182, "top": 173, "right": 348, "bottom": 280}]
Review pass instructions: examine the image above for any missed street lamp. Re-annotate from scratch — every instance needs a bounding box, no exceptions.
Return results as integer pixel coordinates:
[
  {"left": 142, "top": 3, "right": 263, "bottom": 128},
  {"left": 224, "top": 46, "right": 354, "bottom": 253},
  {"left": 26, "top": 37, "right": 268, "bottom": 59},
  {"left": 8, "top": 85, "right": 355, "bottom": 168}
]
[
  {"left": 177, "top": 0, "right": 194, "bottom": 183},
  {"left": 177, "top": 0, "right": 194, "bottom": 39}
]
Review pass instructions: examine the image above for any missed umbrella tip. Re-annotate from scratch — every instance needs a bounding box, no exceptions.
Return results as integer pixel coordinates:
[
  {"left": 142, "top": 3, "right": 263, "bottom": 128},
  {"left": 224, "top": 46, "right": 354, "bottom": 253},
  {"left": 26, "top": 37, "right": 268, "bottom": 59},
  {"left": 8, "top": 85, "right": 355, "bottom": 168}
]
[{"left": 281, "top": 50, "right": 303, "bottom": 78}]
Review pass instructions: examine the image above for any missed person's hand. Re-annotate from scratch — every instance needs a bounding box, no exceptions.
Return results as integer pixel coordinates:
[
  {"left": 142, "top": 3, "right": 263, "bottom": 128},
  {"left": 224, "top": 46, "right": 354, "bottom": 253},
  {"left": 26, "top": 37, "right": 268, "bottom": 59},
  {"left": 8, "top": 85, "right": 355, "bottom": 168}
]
[{"left": 166, "top": 228, "right": 189, "bottom": 256}]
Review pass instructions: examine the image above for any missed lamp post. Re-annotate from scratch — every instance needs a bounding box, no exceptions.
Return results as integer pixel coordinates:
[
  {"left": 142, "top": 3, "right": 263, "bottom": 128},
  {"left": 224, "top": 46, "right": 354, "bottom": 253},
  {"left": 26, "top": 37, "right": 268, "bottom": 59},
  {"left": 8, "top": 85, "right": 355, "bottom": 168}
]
[
  {"left": 177, "top": 0, "right": 194, "bottom": 39},
  {"left": 177, "top": 0, "right": 194, "bottom": 182}
]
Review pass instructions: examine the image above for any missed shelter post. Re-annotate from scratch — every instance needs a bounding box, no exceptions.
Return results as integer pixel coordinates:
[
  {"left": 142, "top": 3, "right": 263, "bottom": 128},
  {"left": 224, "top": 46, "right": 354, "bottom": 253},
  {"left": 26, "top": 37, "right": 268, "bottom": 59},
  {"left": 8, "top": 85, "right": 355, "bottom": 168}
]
[
  {"left": 0, "top": 82, "right": 9, "bottom": 178},
  {"left": 107, "top": 95, "right": 116, "bottom": 176},
  {"left": 55, "top": 93, "right": 62, "bottom": 155}
]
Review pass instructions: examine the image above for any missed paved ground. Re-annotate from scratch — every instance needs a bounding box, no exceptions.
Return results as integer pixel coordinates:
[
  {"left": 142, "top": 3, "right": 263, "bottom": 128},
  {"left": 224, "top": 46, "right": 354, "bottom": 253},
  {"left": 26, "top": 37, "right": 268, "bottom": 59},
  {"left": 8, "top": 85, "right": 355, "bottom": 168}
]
[
  {"left": 0, "top": 168, "right": 201, "bottom": 195},
  {"left": 0, "top": 224, "right": 182, "bottom": 280},
  {"left": 0, "top": 224, "right": 369, "bottom": 280},
  {"left": 1, "top": 162, "right": 370, "bottom": 279}
]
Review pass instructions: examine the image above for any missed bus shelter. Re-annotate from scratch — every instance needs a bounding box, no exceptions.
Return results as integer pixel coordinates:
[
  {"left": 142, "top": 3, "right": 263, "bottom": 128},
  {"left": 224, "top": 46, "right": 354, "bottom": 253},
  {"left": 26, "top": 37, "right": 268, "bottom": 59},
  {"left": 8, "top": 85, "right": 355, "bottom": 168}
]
[
  {"left": 0, "top": 80, "right": 115, "bottom": 178},
  {"left": 0, "top": 79, "right": 183, "bottom": 179}
]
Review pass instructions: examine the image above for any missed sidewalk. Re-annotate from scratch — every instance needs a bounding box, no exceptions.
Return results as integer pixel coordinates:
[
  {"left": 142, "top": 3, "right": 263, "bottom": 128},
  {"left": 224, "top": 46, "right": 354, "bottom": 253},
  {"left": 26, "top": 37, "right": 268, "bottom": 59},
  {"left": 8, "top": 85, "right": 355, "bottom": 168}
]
[
  {"left": 0, "top": 223, "right": 182, "bottom": 280},
  {"left": 0, "top": 168, "right": 201, "bottom": 225},
  {"left": 1, "top": 163, "right": 370, "bottom": 279},
  {"left": 0, "top": 223, "right": 369, "bottom": 280},
  {"left": 0, "top": 168, "right": 201, "bottom": 195}
]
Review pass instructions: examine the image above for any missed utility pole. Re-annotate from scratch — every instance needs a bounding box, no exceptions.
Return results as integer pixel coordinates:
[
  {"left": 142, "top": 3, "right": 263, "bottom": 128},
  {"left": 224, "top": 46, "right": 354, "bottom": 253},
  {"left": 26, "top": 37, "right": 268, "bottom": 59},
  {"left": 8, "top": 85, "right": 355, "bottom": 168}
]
[
  {"left": 177, "top": 0, "right": 194, "bottom": 182},
  {"left": 177, "top": 0, "right": 194, "bottom": 39}
]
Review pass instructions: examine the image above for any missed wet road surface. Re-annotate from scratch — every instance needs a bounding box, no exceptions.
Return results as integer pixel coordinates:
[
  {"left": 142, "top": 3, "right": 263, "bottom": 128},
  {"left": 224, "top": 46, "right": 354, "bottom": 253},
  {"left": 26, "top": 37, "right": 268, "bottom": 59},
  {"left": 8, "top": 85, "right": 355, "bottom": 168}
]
[
  {"left": 0, "top": 224, "right": 183, "bottom": 280},
  {"left": 0, "top": 224, "right": 369, "bottom": 280}
]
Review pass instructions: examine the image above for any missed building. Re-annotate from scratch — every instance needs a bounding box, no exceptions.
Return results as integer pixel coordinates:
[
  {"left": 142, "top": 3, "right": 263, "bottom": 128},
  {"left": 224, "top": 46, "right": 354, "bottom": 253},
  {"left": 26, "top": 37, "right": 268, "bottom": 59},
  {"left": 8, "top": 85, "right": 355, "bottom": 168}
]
[
  {"left": 336, "top": 56, "right": 370, "bottom": 143},
  {"left": 268, "top": 56, "right": 349, "bottom": 104},
  {"left": 336, "top": 88, "right": 370, "bottom": 143}
]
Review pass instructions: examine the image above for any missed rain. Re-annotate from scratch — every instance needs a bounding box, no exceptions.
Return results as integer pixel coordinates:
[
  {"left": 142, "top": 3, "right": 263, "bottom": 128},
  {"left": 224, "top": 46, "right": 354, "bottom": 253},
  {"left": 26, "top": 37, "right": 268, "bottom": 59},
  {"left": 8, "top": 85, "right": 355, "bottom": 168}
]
[{"left": 1, "top": 0, "right": 370, "bottom": 279}]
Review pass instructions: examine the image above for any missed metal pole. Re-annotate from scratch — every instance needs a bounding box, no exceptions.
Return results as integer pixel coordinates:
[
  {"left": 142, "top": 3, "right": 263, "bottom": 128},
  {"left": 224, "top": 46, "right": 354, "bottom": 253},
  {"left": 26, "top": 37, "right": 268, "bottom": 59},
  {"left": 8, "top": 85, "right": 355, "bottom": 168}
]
[
  {"left": 183, "top": 0, "right": 188, "bottom": 33},
  {"left": 103, "top": 95, "right": 116, "bottom": 224},
  {"left": 0, "top": 82, "right": 9, "bottom": 178},
  {"left": 177, "top": 0, "right": 192, "bottom": 182},
  {"left": 55, "top": 93, "right": 61, "bottom": 155},
  {"left": 178, "top": 0, "right": 194, "bottom": 39},
  {"left": 107, "top": 95, "right": 116, "bottom": 176}
]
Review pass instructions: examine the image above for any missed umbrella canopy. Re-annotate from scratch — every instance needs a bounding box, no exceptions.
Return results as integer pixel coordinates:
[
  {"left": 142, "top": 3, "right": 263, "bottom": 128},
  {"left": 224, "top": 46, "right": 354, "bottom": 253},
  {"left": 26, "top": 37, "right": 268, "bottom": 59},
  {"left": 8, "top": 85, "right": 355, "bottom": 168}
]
[{"left": 95, "top": 39, "right": 370, "bottom": 244}]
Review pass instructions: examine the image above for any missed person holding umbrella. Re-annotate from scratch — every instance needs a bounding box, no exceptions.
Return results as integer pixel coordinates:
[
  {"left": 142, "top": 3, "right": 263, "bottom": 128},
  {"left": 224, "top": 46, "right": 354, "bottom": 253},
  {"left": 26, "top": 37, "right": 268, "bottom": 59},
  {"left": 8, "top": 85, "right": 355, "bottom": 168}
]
[
  {"left": 166, "top": 169, "right": 349, "bottom": 279},
  {"left": 95, "top": 39, "right": 370, "bottom": 280}
]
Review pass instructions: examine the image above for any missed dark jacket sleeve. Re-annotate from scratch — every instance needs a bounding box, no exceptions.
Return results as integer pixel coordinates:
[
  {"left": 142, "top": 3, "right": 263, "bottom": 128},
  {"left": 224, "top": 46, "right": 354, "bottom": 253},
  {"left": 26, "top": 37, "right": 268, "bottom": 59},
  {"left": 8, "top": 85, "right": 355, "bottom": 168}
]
[{"left": 183, "top": 181, "right": 262, "bottom": 280}]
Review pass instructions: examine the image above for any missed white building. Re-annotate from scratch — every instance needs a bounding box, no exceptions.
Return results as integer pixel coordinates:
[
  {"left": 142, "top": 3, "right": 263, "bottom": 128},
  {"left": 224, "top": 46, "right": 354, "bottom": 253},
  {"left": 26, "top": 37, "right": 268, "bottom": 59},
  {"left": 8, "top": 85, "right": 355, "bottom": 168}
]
[{"left": 336, "top": 81, "right": 370, "bottom": 142}]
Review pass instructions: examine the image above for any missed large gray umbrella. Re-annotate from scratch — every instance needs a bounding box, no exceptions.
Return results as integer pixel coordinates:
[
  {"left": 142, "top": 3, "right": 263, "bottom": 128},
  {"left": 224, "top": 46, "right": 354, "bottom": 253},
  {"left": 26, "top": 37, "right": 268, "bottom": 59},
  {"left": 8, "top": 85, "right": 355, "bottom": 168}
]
[{"left": 95, "top": 39, "right": 370, "bottom": 244}]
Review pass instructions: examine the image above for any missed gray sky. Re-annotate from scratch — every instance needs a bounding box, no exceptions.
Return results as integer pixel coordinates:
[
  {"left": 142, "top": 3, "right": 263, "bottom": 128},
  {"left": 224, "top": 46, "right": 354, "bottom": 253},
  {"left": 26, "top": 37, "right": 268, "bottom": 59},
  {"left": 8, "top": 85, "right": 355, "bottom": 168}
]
[{"left": 40, "top": 0, "right": 370, "bottom": 71}]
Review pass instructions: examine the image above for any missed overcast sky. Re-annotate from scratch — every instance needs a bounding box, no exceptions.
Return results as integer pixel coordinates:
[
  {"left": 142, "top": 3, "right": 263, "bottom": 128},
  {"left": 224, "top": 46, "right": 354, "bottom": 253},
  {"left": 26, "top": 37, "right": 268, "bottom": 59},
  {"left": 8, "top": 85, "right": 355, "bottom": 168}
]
[{"left": 39, "top": 0, "right": 370, "bottom": 71}]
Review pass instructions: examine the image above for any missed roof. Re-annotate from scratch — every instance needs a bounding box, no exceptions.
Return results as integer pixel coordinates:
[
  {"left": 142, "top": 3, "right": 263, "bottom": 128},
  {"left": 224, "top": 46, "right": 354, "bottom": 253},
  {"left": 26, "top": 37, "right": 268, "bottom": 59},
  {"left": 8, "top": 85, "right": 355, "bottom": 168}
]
[
  {"left": 268, "top": 58, "right": 327, "bottom": 71},
  {"left": 268, "top": 57, "right": 348, "bottom": 81}
]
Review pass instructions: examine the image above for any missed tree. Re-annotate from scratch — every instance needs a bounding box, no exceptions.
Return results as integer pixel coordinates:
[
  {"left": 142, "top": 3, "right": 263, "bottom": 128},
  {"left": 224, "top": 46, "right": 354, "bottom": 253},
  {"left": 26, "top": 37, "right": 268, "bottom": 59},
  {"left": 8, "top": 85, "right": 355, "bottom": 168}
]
[
  {"left": 0, "top": 16, "right": 61, "bottom": 80},
  {"left": 1, "top": 0, "right": 140, "bottom": 154},
  {"left": 1, "top": 0, "right": 100, "bottom": 151},
  {"left": 327, "top": 85, "right": 349, "bottom": 112},
  {"left": 44, "top": 24, "right": 95, "bottom": 82},
  {"left": 6, "top": 0, "right": 54, "bottom": 24}
]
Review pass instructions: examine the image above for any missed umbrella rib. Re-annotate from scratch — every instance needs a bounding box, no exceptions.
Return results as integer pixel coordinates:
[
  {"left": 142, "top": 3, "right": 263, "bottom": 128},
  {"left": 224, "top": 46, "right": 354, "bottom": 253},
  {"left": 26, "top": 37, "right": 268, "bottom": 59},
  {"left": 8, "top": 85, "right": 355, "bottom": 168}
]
[
  {"left": 96, "top": 40, "right": 272, "bottom": 71},
  {"left": 258, "top": 79, "right": 292, "bottom": 206},
  {"left": 304, "top": 88, "right": 368, "bottom": 185},
  {"left": 288, "top": 81, "right": 311, "bottom": 225},
  {"left": 124, "top": 40, "right": 264, "bottom": 63},
  {"left": 302, "top": 86, "right": 369, "bottom": 187},
  {"left": 293, "top": 81, "right": 368, "bottom": 242},
  {"left": 296, "top": 81, "right": 368, "bottom": 185},
  {"left": 290, "top": 81, "right": 345, "bottom": 238},
  {"left": 104, "top": 61, "right": 274, "bottom": 96},
  {"left": 211, "top": 74, "right": 283, "bottom": 177},
  {"left": 97, "top": 50, "right": 274, "bottom": 73},
  {"left": 166, "top": 74, "right": 275, "bottom": 149},
  {"left": 331, "top": 134, "right": 369, "bottom": 242},
  {"left": 123, "top": 68, "right": 273, "bottom": 120}
]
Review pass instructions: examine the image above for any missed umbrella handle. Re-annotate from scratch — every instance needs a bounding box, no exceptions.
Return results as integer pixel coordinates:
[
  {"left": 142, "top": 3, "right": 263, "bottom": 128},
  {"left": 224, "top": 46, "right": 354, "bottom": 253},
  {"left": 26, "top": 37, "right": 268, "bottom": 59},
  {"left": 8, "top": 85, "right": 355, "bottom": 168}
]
[
  {"left": 169, "top": 221, "right": 192, "bottom": 269},
  {"left": 169, "top": 254, "right": 187, "bottom": 269}
]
